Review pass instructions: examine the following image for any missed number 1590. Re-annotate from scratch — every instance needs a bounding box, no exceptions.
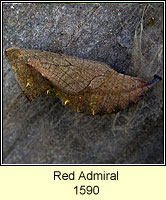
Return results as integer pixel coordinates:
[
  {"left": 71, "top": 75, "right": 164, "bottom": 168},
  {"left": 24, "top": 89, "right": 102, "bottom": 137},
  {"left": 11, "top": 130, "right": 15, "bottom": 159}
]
[{"left": 74, "top": 185, "right": 99, "bottom": 195}]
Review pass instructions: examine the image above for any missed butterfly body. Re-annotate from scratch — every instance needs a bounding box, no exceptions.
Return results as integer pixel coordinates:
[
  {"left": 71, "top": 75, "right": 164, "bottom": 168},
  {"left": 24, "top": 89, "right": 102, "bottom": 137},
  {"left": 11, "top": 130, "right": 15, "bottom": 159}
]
[{"left": 5, "top": 46, "right": 161, "bottom": 115}]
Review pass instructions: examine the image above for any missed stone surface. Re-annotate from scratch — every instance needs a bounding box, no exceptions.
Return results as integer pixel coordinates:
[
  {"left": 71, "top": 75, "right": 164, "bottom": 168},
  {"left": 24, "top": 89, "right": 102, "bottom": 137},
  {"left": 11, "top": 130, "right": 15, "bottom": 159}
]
[{"left": 3, "top": 3, "right": 163, "bottom": 164}]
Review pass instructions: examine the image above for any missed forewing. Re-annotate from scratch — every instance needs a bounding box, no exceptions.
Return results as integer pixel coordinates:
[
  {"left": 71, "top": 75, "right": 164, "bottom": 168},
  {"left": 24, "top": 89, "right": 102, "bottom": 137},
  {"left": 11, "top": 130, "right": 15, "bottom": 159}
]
[{"left": 26, "top": 51, "right": 111, "bottom": 94}]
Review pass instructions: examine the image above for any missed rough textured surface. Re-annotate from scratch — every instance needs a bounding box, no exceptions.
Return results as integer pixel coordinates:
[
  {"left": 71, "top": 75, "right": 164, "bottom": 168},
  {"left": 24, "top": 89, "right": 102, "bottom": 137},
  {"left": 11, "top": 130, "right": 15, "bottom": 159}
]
[{"left": 3, "top": 3, "right": 163, "bottom": 164}]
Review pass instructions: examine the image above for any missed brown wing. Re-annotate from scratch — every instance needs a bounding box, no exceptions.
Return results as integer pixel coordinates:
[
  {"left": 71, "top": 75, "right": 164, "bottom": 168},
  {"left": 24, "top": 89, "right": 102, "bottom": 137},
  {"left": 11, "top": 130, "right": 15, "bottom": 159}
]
[
  {"left": 6, "top": 47, "right": 112, "bottom": 94},
  {"left": 27, "top": 55, "right": 113, "bottom": 94},
  {"left": 5, "top": 46, "right": 161, "bottom": 115}
]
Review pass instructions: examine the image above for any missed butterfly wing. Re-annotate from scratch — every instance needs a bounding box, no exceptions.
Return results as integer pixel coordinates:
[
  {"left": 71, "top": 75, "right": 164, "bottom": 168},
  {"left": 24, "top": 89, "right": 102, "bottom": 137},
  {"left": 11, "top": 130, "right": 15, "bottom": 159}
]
[{"left": 5, "top": 47, "right": 111, "bottom": 94}]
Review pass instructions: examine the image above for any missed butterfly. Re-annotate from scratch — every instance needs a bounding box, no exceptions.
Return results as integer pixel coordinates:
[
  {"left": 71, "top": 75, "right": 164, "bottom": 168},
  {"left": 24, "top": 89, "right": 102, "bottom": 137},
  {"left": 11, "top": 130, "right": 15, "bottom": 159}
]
[{"left": 5, "top": 46, "right": 161, "bottom": 115}]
